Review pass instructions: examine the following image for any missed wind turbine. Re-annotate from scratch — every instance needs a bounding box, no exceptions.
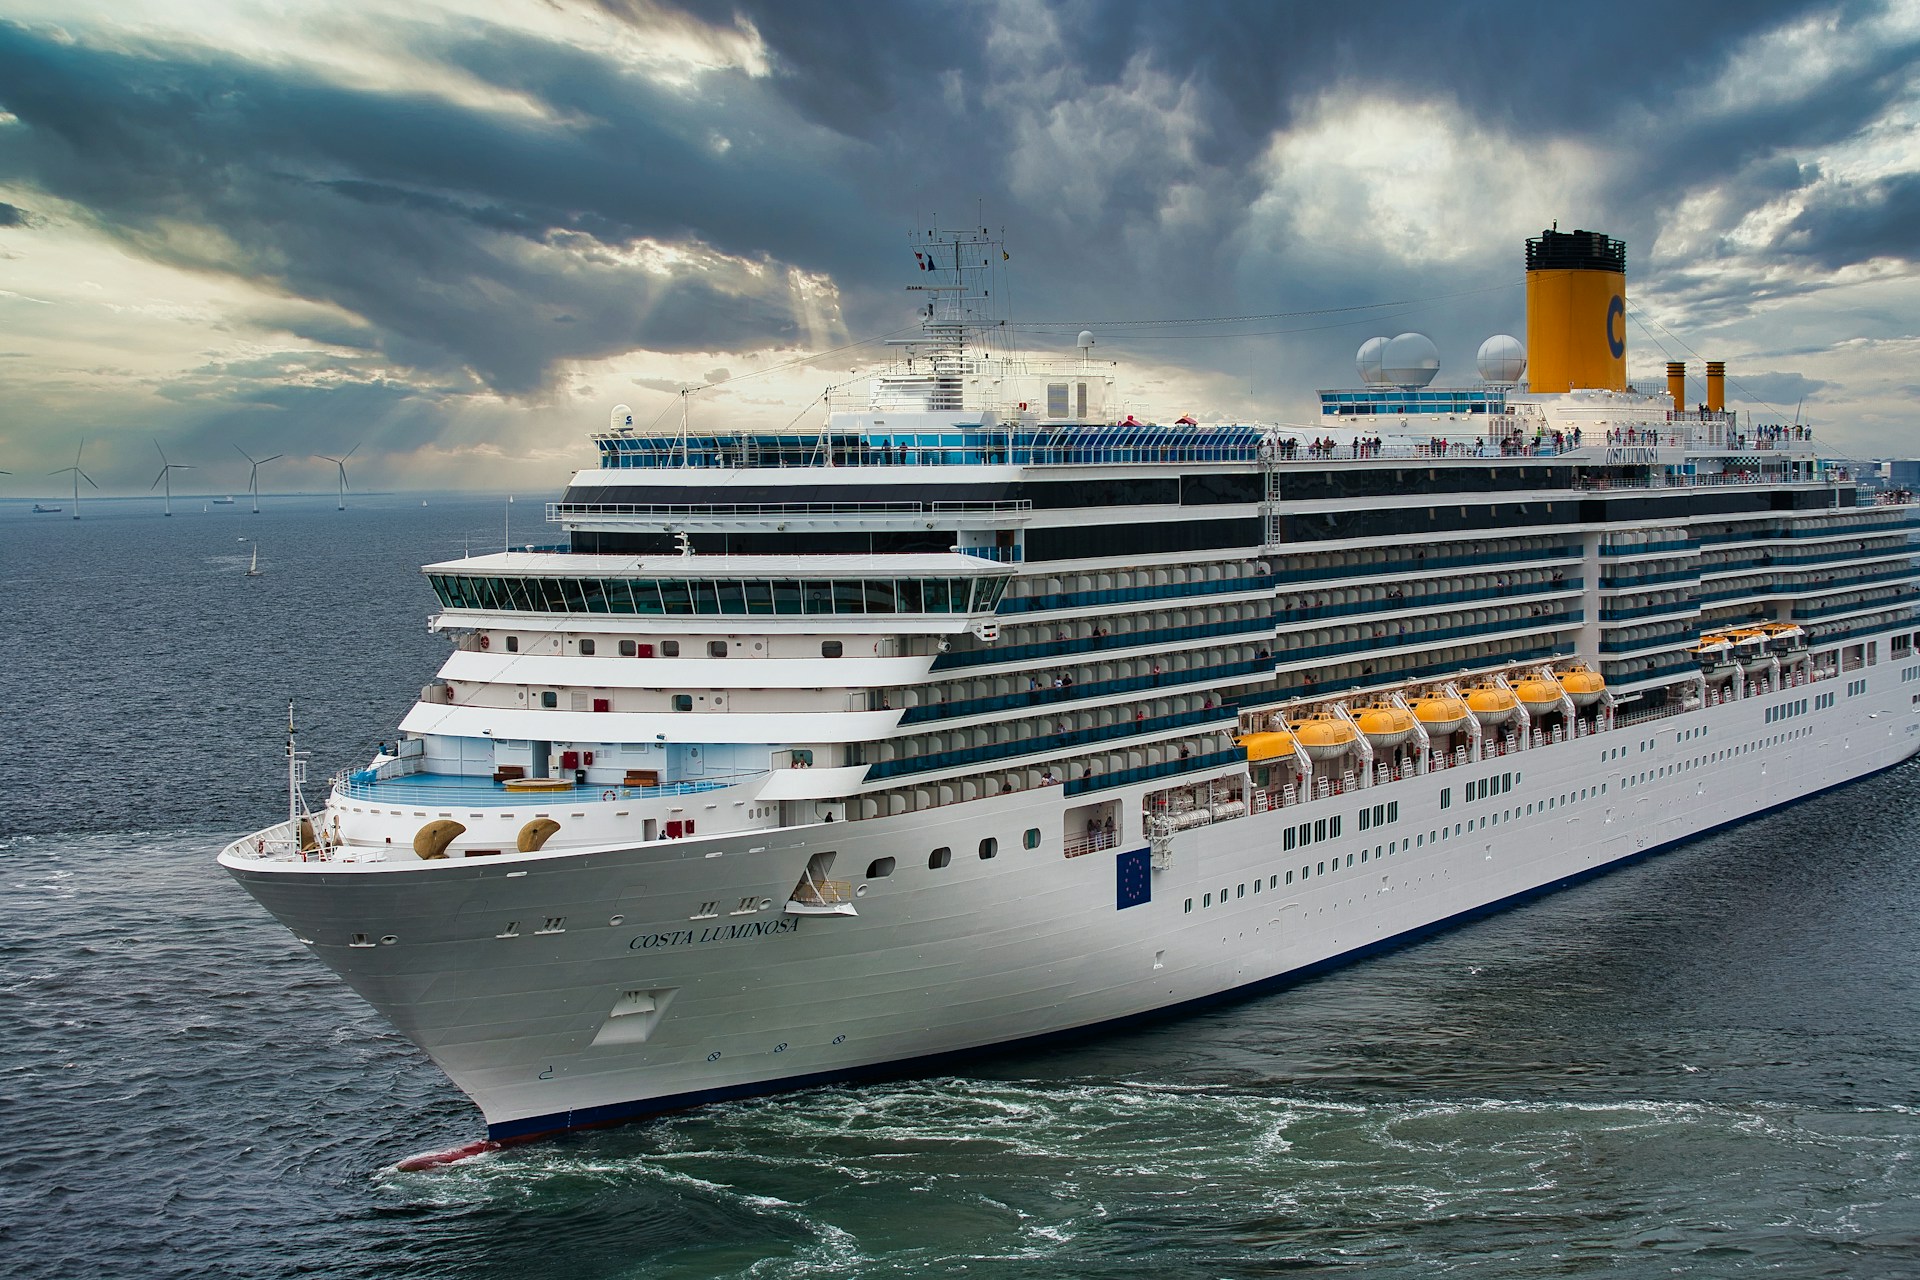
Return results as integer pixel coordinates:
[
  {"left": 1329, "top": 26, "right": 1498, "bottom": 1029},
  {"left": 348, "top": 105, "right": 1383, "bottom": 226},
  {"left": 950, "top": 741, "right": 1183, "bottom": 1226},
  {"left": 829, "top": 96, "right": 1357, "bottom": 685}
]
[
  {"left": 235, "top": 445, "right": 282, "bottom": 514},
  {"left": 316, "top": 443, "right": 359, "bottom": 510},
  {"left": 49, "top": 440, "right": 98, "bottom": 520},
  {"left": 151, "top": 440, "right": 193, "bottom": 517}
]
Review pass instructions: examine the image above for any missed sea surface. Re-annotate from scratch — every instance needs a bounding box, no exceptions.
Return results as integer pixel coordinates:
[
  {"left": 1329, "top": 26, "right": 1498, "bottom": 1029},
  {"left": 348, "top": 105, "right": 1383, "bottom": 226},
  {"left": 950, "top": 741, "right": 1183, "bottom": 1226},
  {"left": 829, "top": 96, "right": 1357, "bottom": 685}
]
[{"left": 3, "top": 495, "right": 1919, "bottom": 1278}]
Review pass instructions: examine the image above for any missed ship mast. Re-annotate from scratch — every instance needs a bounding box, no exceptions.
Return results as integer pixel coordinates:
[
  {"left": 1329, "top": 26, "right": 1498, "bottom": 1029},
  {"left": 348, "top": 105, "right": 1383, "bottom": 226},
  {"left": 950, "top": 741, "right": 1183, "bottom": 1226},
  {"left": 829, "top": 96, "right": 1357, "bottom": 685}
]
[{"left": 285, "top": 700, "right": 310, "bottom": 845}]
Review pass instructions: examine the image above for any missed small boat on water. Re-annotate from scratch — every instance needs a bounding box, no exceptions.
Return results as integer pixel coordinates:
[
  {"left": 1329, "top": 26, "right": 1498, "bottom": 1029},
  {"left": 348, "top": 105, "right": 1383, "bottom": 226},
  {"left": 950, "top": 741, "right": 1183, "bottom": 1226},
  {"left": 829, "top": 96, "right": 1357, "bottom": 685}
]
[
  {"left": 245, "top": 545, "right": 262, "bottom": 577},
  {"left": 32, "top": 503, "right": 61, "bottom": 514},
  {"left": 213, "top": 496, "right": 237, "bottom": 505}
]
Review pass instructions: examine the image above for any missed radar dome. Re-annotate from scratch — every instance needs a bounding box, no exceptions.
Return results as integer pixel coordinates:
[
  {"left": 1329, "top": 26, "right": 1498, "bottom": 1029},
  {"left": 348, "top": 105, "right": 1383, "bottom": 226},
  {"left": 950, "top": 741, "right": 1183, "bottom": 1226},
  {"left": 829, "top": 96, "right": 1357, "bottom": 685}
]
[
  {"left": 1356, "top": 337, "right": 1390, "bottom": 385},
  {"left": 1382, "top": 332, "right": 1440, "bottom": 387},
  {"left": 610, "top": 403, "right": 635, "bottom": 431},
  {"left": 1476, "top": 334, "right": 1526, "bottom": 384}
]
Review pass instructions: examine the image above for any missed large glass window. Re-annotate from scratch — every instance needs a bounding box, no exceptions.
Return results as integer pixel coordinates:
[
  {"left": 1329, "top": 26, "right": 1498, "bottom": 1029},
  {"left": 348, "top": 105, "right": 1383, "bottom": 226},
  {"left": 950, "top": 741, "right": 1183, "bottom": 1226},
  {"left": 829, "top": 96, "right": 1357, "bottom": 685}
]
[
  {"left": 659, "top": 580, "right": 694, "bottom": 615},
  {"left": 434, "top": 573, "right": 1007, "bottom": 617}
]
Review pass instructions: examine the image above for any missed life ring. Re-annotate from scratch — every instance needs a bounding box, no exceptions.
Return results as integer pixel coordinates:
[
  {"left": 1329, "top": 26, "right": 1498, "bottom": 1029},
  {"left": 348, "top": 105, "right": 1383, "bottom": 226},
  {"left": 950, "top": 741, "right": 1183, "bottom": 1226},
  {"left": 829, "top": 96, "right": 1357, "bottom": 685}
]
[
  {"left": 601, "top": 789, "right": 617, "bottom": 801},
  {"left": 479, "top": 634, "right": 491, "bottom": 649}
]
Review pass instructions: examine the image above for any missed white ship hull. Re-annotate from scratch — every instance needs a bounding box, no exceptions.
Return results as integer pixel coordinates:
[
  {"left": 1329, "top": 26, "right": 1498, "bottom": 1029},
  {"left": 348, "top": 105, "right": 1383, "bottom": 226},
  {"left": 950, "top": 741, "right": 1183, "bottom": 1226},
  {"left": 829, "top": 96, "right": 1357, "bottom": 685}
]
[{"left": 224, "top": 675, "right": 1920, "bottom": 1140}]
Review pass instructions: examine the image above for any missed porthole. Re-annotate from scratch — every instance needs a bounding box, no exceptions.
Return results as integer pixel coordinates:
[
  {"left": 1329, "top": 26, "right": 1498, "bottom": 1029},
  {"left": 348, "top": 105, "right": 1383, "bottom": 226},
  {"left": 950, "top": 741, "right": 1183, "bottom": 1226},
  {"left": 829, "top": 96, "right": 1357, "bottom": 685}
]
[
  {"left": 660, "top": 640, "right": 680, "bottom": 657},
  {"left": 1023, "top": 828, "right": 1041, "bottom": 850},
  {"left": 708, "top": 640, "right": 728, "bottom": 657},
  {"left": 866, "top": 857, "right": 896, "bottom": 879},
  {"left": 822, "top": 641, "right": 844, "bottom": 658},
  {"left": 672, "top": 694, "right": 693, "bottom": 712},
  {"left": 928, "top": 846, "right": 951, "bottom": 869},
  {"left": 579, "top": 638, "right": 596, "bottom": 656},
  {"left": 979, "top": 837, "right": 998, "bottom": 860}
]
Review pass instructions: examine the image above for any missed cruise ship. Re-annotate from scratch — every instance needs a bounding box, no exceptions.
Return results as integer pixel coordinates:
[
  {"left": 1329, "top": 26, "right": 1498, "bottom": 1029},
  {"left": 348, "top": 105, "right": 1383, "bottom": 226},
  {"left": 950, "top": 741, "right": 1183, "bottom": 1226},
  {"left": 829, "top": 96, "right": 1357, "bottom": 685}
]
[{"left": 221, "top": 228, "right": 1920, "bottom": 1144}]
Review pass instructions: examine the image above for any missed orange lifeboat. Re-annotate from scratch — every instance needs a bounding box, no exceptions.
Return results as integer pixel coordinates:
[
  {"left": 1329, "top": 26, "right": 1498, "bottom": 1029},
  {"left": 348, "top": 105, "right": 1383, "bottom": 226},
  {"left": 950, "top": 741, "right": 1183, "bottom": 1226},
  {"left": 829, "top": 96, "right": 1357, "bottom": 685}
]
[
  {"left": 1553, "top": 663, "right": 1606, "bottom": 708},
  {"left": 1293, "top": 713, "right": 1359, "bottom": 761},
  {"left": 1512, "top": 675, "right": 1562, "bottom": 714},
  {"left": 1239, "top": 731, "right": 1297, "bottom": 762},
  {"left": 1463, "top": 681, "right": 1518, "bottom": 726},
  {"left": 1410, "top": 693, "right": 1470, "bottom": 736},
  {"left": 1354, "top": 703, "right": 1416, "bottom": 749}
]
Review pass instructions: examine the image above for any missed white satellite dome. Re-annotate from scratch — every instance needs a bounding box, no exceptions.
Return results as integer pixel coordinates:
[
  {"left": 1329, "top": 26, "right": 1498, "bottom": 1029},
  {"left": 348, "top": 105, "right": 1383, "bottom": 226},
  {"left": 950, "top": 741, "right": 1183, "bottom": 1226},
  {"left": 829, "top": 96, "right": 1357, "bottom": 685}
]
[
  {"left": 610, "top": 403, "right": 635, "bottom": 431},
  {"left": 1476, "top": 334, "right": 1527, "bottom": 384},
  {"left": 1381, "top": 332, "right": 1440, "bottom": 387},
  {"left": 1356, "top": 336, "right": 1390, "bottom": 385}
]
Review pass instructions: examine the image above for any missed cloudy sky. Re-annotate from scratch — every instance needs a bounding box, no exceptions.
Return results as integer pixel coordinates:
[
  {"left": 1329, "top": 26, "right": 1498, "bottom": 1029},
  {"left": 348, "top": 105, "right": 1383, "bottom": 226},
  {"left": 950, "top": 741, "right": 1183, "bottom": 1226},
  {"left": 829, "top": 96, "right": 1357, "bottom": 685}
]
[{"left": 3, "top": 0, "right": 1920, "bottom": 496}]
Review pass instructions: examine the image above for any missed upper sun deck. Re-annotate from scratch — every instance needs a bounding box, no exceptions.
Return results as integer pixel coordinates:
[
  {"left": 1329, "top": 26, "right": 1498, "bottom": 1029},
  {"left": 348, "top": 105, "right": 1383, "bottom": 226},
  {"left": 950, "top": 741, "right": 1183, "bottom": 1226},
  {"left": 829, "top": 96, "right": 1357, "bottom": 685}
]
[{"left": 587, "top": 421, "right": 1272, "bottom": 471}]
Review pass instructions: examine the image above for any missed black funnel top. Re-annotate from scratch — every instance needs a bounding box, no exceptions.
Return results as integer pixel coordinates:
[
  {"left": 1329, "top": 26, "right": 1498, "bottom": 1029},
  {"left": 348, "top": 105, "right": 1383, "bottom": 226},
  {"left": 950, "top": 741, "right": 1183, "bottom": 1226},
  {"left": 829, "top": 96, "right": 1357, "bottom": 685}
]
[{"left": 1526, "top": 229, "right": 1626, "bottom": 273}]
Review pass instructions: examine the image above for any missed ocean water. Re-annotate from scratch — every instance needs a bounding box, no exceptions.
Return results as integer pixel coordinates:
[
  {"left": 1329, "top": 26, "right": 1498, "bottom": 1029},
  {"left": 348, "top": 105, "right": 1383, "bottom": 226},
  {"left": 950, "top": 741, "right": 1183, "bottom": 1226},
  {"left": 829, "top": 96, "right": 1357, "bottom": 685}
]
[{"left": 4, "top": 495, "right": 1920, "bottom": 1278}]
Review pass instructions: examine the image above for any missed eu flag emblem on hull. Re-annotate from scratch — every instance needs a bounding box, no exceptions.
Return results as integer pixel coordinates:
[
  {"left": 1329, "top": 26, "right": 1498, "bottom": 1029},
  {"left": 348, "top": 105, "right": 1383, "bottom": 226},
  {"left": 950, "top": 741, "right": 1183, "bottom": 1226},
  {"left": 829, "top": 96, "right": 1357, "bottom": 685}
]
[{"left": 1116, "top": 848, "right": 1151, "bottom": 910}]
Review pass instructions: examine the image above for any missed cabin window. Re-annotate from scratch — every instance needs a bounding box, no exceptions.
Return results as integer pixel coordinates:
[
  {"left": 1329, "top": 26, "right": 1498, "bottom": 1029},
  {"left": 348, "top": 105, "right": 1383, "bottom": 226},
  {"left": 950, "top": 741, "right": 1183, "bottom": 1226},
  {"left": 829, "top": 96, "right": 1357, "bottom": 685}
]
[
  {"left": 707, "top": 641, "right": 728, "bottom": 658},
  {"left": 821, "top": 641, "right": 844, "bottom": 658},
  {"left": 928, "top": 846, "right": 951, "bottom": 869},
  {"left": 672, "top": 695, "right": 692, "bottom": 711},
  {"left": 618, "top": 639, "right": 637, "bottom": 656},
  {"left": 660, "top": 640, "right": 680, "bottom": 657},
  {"left": 979, "top": 837, "right": 998, "bottom": 860},
  {"left": 865, "top": 857, "right": 896, "bottom": 879},
  {"left": 505, "top": 635, "right": 519, "bottom": 653},
  {"left": 579, "top": 638, "right": 596, "bottom": 656},
  {"left": 1023, "top": 828, "right": 1041, "bottom": 850},
  {"left": 540, "top": 691, "right": 558, "bottom": 708}
]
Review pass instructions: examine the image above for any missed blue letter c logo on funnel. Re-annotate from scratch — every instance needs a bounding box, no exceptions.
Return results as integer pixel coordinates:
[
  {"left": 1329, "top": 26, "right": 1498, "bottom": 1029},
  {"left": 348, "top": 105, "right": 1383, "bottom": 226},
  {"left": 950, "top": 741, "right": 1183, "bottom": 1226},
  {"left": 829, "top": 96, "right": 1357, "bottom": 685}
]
[{"left": 1606, "top": 295, "right": 1625, "bottom": 358}]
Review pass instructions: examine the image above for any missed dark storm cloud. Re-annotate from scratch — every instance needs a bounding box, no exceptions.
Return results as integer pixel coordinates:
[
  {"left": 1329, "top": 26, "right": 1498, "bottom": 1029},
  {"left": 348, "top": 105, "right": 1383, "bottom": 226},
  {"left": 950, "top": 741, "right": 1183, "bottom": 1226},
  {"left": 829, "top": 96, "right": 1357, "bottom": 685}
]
[
  {"left": 2, "top": 0, "right": 1917, "bottom": 431},
  {"left": 0, "top": 17, "right": 880, "bottom": 394},
  {"left": 1777, "top": 171, "right": 1920, "bottom": 266},
  {"left": 655, "top": 0, "right": 1920, "bottom": 368}
]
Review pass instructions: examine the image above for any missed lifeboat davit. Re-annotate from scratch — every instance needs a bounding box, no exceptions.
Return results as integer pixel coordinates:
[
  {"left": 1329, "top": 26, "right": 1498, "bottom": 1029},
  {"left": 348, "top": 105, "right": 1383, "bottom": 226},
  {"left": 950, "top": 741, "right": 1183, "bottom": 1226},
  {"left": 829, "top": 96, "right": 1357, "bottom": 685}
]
[
  {"left": 1239, "top": 730, "right": 1297, "bottom": 762},
  {"left": 1511, "top": 676, "right": 1563, "bottom": 714},
  {"left": 1553, "top": 663, "right": 1606, "bottom": 708},
  {"left": 1410, "top": 693, "right": 1470, "bottom": 736},
  {"left": 1462, "top": 682, "right": 1518, "bottom": 726},
  {"left": 1294, "top": 714, "right": 1359, "bottom": 761},
  {"left": 1354, "top": 703, "right": 1416, "bottom": 749}
]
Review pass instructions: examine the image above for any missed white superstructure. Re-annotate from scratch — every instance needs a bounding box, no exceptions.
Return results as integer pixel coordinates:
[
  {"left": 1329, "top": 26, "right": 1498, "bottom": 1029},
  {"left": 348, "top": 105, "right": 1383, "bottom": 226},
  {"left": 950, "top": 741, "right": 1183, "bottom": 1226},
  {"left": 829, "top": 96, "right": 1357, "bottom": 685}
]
[{"left": 222, "top": 228, "right": 1920, "bottom": 1142}]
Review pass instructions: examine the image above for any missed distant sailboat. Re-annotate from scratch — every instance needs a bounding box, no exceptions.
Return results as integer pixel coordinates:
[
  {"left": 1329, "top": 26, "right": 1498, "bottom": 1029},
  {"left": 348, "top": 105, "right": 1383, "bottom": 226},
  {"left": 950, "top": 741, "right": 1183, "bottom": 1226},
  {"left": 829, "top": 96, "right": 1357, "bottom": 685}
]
[{"left": 245, "top": 545, "right": 262, "bottom": 577}]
